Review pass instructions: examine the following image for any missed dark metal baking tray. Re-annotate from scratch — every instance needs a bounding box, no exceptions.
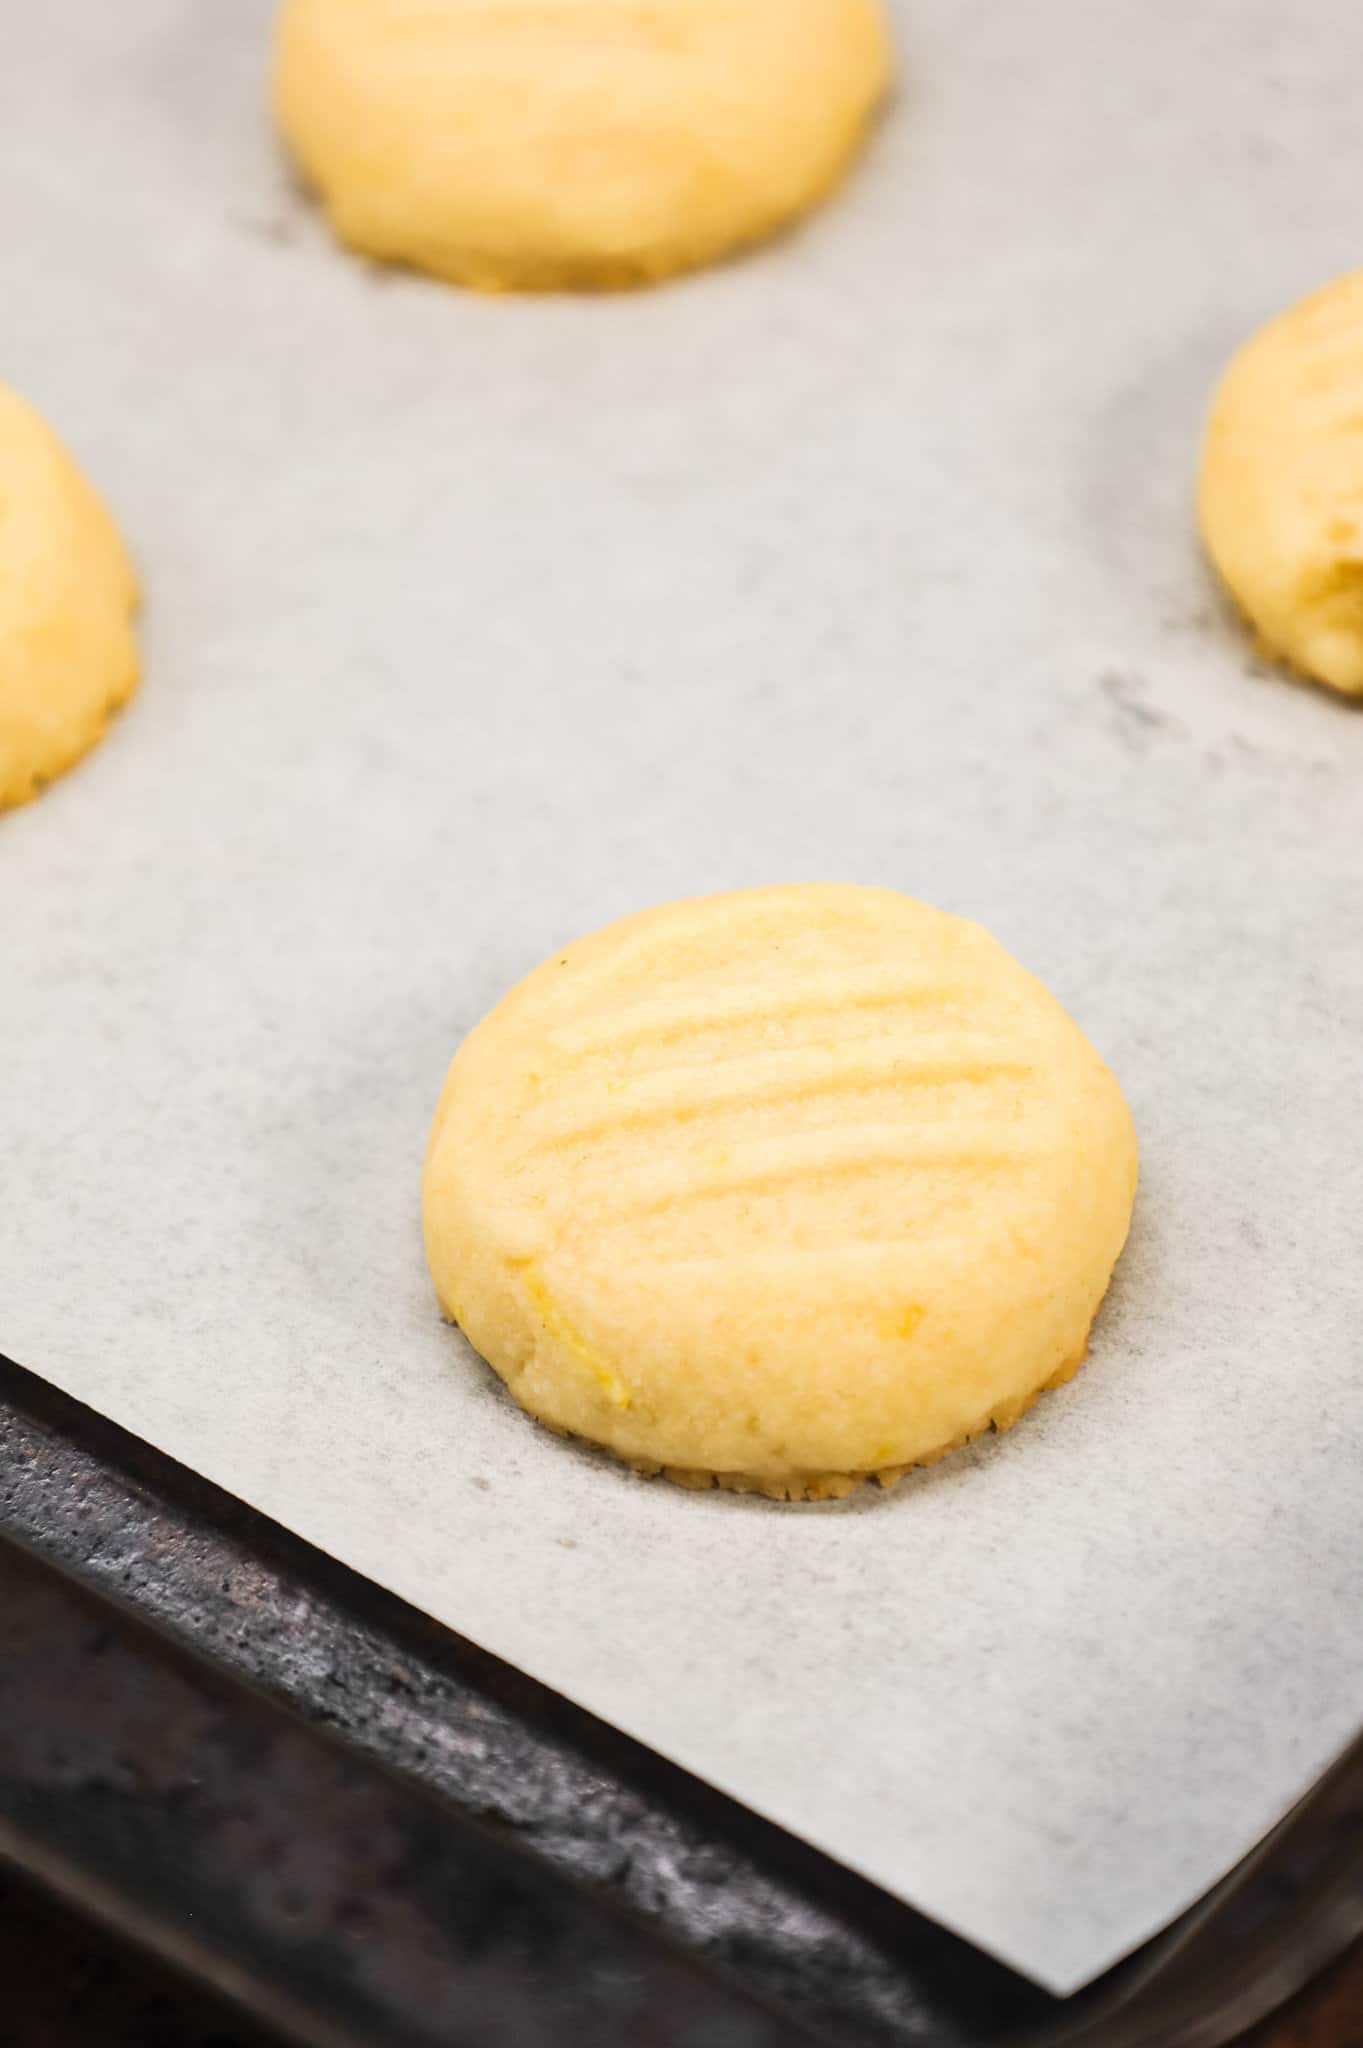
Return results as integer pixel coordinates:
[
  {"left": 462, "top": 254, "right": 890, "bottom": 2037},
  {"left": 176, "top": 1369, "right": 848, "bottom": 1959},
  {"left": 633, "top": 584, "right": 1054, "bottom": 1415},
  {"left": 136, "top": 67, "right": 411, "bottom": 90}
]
[{"left": 1, "top": 1349, "right": 1360, "bottom": 2048}]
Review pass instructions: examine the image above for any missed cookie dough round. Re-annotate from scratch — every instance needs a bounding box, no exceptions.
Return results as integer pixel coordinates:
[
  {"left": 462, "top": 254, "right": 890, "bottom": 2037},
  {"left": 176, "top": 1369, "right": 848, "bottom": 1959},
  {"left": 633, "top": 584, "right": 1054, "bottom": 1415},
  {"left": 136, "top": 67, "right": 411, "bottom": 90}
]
[
  {"left": 1199, "top": 268, "right": 1363, "bottom": 697},
  {"left": 273, "top": 0, "right": 892, "bottom": 291},
  {"left": 0, "top": 385, "right": 139, "bottom": 810},
  {"left": 423, "top": 886, "right": 1138, "bottom": 1499}
]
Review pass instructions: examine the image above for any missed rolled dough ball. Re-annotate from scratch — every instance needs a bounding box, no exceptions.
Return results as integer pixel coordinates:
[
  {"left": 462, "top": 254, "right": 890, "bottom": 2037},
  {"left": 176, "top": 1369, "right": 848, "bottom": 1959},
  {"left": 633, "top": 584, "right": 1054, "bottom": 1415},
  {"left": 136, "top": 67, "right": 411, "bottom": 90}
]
[
  {"left": 0, "top": 385, "right": 139, "bottom": 811},
  {"left": 273, "top": 0, "right": 892, "bottom": 291},
  {"left": 423, "top": 886, "right": 1138, "bottom": 1500},
  {"left": 1199, "top": 268, "right": 1363, "bottom": 697}
]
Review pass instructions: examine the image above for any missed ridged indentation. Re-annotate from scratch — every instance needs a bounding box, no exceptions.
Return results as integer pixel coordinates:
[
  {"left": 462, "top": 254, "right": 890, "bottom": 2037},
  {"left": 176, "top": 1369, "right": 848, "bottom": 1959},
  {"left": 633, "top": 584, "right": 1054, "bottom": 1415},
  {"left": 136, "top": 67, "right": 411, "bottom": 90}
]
[
  {"left": 496, "top": 935, "right": 1056, "bottom": 1264},
  {"left": 535, "top": 896, "right": 943, "bottom": 1030},
  {"left": 546, "top": 968, "right": 974, "bottom": 1062},
  {"left": 1298, "top": 334, "right": 1363, "bottom": 376},
  {"left": 588, "top": 1125, "right": 1037, "bottom": 1228},
  {"left": 517, "top": 1037, "right": 1034, "bottom": 1158},
  {"left": 1299, "top": 382, "right": 1363, "bottom": 435},
  {"left": 620, "top": 1228, "right": 998, "bottom": 1276}
]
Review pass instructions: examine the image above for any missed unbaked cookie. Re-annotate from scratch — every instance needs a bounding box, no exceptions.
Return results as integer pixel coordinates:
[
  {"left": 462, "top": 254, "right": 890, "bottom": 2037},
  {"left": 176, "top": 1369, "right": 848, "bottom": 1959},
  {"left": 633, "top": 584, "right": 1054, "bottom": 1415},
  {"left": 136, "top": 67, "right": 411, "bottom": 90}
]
[
  {"left": 273, "top": 0, "right": 892, "bottom": 291},
  {"left": 0, "top": 385, "right": 139, "bottom": 811},
  {"left": 1200, "top": 269, "right": 1363, "bottom": 697},
  {"left": 423, "top": 886, "right": 1137, "bottom": 1499}
]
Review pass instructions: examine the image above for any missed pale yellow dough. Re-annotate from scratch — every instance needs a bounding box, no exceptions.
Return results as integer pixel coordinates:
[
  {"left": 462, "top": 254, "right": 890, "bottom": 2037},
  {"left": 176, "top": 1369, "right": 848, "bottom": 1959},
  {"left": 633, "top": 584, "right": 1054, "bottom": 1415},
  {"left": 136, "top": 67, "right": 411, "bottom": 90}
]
[
  {"left": 0, "top": 385, "right": 139, "bottom": 810},
  {"left": 273, "top": 0, "right": 892, "bottom": 291},
  {"left": 423, "top": 886, "right": 1138, "bottom": 1499},
  {"left": 1199, "top": 268, "right": 1363, "bottom": 697}
]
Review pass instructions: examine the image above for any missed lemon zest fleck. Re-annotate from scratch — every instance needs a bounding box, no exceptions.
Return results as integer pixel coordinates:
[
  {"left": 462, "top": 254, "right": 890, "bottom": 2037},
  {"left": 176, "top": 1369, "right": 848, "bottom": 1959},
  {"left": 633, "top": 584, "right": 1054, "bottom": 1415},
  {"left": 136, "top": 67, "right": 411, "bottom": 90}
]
[{"left": 524, "top": 1266, "right": 631, "bottom": 1409}]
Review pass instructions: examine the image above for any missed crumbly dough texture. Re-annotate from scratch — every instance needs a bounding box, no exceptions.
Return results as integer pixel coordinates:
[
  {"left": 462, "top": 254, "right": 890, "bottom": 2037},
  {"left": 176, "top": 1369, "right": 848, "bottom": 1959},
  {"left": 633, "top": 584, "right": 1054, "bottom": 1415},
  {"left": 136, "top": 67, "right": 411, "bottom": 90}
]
[
  {"left": 273, "top": 0, "right": 892, "bottom": 291},
  {"left": 1199, "top": 268, "right": 1363, "bottom": 697},
  {"left": 423, "top": 886, "right": 1138, "bottom": 1498},
  {"left": 0, "top": 385, "right": 139, "bottom": 810}
]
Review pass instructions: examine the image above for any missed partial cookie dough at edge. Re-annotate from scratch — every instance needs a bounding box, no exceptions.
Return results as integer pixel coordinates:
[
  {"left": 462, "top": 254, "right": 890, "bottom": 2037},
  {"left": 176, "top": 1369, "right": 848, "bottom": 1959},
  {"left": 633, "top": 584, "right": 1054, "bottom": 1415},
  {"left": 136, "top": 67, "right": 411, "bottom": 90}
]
[
  {"left": 273, "top": 0, "right": 894, "bottom": 292},
  {"left": 0, "top": 385, "right": 139, "bottom": 811},
  {"left": 1199, "top": 268, "right": 1363, "bottom": 699}
]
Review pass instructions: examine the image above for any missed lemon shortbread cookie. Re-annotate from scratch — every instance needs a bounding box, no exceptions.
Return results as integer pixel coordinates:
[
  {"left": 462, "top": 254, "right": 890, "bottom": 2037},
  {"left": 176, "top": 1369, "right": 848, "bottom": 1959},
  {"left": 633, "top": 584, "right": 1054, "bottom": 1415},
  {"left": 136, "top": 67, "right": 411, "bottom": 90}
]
[
  {"left": 273, "top": 0, "right": 892, "bottom": 292},
  {"left": 0, "top": 385, "right": 139, "bottom": 810},
  {"left": 1200, "top": 269, "right": 1363, "bottom": 698},
  {"left": 423, "top": 886, "right": 1137, "bottom": 1500}
]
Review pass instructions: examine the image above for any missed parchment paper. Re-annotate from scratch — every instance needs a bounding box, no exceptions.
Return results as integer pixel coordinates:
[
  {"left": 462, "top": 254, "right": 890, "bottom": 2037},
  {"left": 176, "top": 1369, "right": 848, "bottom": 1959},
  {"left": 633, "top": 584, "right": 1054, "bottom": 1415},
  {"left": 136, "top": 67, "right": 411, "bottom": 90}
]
[{"left": 4, "top": 0, "right": 1363, "bottom": 1996}]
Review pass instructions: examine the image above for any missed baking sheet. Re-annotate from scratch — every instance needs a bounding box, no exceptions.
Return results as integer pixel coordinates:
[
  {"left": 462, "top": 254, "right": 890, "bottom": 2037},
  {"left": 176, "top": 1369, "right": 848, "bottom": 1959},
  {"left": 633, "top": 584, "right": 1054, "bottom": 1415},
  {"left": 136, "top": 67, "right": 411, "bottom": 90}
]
[{"left": 4, "top": 0, "right": 1363, "bottom": 1998}]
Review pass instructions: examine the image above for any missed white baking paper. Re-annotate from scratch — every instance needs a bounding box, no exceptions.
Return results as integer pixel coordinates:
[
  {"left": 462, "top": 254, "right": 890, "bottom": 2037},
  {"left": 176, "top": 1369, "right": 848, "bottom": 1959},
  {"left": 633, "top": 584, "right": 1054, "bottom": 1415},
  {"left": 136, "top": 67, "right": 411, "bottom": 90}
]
[{"left": 3, "top": 0, "right": 1362, "bottom": 1997}]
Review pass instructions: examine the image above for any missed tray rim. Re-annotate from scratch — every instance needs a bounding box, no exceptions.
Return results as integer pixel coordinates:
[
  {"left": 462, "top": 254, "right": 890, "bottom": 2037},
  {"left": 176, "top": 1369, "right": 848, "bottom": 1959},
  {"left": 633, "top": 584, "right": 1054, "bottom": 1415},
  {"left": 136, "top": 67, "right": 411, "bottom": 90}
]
[{"left": 3, "top": 1346, "right": 1362, "bottom": 2048}]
